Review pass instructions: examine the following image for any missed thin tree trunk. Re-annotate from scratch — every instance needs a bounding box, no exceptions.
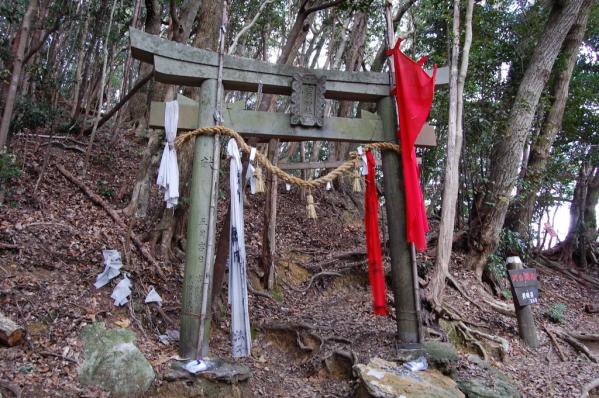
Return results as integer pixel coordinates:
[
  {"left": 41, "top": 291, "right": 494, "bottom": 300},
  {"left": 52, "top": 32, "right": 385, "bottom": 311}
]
[
  {"left": 506, "top": 0, "right": 592, "bottom": 240},
  {"left": 70, "top": 6, "right": 90, "bottom": 119},
  {"left": 83, "top": 0, "right": 118, "bottom": 175},
  {"left": 430, "top": 0, "right": 473, "bottom": 306},
  {"left": 0, "top": 0, "right": 37, "bottom": 149},
  {"left": 110, "top": 0, "right": 143, "bottom": 136},
  {"left": 468, "top": 0, "right": 586, "bottom": 279},
  {"left": 258, "top": 0, "right": 344, "bottom": 289},
  {"left": 228, "top": 0, "right": 274, "bottom": 55}
]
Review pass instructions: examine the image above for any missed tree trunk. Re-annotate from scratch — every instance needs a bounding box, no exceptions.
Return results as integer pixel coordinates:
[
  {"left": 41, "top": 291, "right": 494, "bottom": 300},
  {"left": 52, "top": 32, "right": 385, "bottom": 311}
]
[
  {"left": 0, "top": 0, "right": 37, "bottom": 149},
  {"left": 467, "top": 0, "right": 586, "bottom": 279},
  {"left": 83, "top": 0, "right": 118, "bottom": 174},
  {"left": 146, "top": 0, "right": 221, "bottom": 259},
  {"left": 258, "top": 0, "right": 344, "bottom": 289},
  {"left": 110, "top": 0, "right": 143, "bottom": 136},
  {"left": 128, "top": 0, "right": 162, "bottom": 126},
  {"left": 430, "top": 0, "right": 473, "bottom": 306},
  {"left": 506, "top": 0, "right": 593, "bottom": 240},
  {"left": 71, "top": 6, "right": 90, "bottom": 119},
  {"left": 561, "top": 161, "right": 599, "bottom": 267},
  {"left": 262, "top": 139, "right": 279, "bottom": 289}
]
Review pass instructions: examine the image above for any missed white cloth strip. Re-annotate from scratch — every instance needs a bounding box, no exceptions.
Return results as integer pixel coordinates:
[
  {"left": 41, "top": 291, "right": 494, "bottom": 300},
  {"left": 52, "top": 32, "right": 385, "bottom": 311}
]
[
  {"left": 357, "top": 146, "right": 368, "bottom": 175},
  {"left": 157, "top": 100, "right": 180, "bottom": 208},
  {"left": 226, "top": 139, "right": 252, "bottom": 358},
  {"left": 245, "top": 147, "right": 257, "bottom": 194}
]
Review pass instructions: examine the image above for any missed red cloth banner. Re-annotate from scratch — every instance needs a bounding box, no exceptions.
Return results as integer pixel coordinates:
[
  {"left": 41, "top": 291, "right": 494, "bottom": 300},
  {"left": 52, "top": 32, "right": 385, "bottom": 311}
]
[
  {"left": 364, "top": 150, "right": 388, "bottom": 315},
  {"left": 386, "top": 38, "right": 436, "bottom": 251}
]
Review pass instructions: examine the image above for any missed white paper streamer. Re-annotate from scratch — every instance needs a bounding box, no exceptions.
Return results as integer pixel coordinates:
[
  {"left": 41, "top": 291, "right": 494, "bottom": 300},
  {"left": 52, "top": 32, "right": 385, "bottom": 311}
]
[
  {"left": 226, "top": 139, "right": 252, "bottom": 358},
  {"left": 157, "top": 100, "right": 180, "bottom": 208}
]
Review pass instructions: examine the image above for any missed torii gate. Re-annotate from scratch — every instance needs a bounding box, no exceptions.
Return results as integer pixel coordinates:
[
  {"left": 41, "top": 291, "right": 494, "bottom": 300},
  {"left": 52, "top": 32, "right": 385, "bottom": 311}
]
[{"left": 130, "top": 29, "right": 448, "bottom": 359}]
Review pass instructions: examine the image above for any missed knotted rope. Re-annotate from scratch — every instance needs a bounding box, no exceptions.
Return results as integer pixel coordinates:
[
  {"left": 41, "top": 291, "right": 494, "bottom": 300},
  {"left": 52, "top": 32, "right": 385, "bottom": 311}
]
[{"left": 175, "top": 125, "right": 400, "bottom": 189}]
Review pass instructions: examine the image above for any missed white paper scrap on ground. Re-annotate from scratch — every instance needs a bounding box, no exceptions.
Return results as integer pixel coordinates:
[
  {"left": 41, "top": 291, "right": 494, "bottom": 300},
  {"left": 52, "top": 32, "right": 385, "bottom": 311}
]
[
  {"left": 285, "top": 183, "right": 291, "bottom": 191},
  {"left": 183, "top": 359, "right": 208, "bottom": 374},
  {"left": 157, "top": 100, "right": 180, "bottom": 208},
  {"left": 325, "top": 181, "right": 332, "bottom": 191},
  {"left": 111, "top": 274, "right": 132, "bottom": 306},
  {"left": 94, "top": 249, "right": 122, "bottom": 289},
  {"left": 144, "top": 286, "right": 162, "bottom": 304},
  {"left": 227, "top": 139, "right": 252, "bottom": 358}
]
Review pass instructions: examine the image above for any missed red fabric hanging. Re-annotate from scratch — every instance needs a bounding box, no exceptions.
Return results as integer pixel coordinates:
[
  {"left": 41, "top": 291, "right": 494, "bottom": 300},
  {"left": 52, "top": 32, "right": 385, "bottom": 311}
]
[
  {"left": 364, "top": 150, "right": 388, "bottom": 315},
  {"left": 386, "top": 38, "right": 436, "bottom": 251}
]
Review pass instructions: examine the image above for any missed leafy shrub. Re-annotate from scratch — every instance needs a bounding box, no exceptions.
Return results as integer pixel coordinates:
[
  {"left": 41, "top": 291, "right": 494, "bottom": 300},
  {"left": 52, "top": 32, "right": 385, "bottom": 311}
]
[
  {"left": 0, "top": 151, "right": 21, "bottom": 200},
  {"left": 545, "top": 303, "right": 567, "bottom": 323},
  {"left": 96, "top": 180, "right": 114, "bottom": 198},
  {"left": 11, "top": 97, "right": 51, "bottom": 134}
]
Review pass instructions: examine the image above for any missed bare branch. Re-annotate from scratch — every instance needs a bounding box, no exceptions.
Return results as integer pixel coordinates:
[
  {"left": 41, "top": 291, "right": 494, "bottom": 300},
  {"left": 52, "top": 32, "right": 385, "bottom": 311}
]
[
  {"left": 228, "top": 0, "right": 274, "bottom": 55},
  {"left": 305, "top": 0, "right": 344, "bottom": 15}
]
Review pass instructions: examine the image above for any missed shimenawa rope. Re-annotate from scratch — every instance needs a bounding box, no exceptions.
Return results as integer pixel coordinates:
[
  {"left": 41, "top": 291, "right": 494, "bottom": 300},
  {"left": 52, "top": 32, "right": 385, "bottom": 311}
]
[{"left": 175, "top": 125, "right": 400, "bottom": 189}]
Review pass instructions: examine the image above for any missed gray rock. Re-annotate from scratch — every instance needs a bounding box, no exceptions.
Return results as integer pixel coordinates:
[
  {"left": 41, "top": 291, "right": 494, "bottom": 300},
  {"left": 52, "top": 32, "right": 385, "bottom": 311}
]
[
  {"left": 354, "top": 357, "right": 465, "bottom": 398},
  {"left": 79, "top": 323, "right": 155, "bottom": 397},
  {"left": 458, "top": 355, "right": 521, "bottom": 398},
  {"left": 458, "top": 378, "right": 521, "bottom": 398},
  {"left": 168, "top": 358, "right": 251, "bottom": 383},
  {"left": 422, "top": 341, "right": 459, "bottom": 374}
]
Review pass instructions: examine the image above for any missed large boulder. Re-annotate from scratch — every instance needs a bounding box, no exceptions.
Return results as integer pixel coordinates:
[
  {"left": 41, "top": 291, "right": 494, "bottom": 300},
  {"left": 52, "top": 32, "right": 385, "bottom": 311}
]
[
  {"left": 79, "top": 323, "right": 155, "bottom": 397},
  {"left": 354, "top": 357, "right": 465, "bottom": 398}
]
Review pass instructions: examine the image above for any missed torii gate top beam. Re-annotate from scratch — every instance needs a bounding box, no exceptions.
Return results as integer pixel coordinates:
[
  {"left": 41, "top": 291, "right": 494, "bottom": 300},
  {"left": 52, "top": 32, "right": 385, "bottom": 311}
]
[{"left": 130, "top": 29, "right": 448, "bottom": 102}]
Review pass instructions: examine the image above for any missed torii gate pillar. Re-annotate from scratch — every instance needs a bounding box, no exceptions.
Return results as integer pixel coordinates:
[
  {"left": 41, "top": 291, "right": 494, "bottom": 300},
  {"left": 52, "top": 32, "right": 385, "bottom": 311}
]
[
  {"left": 180, "top": 79, "right": 220, "bottom": 358},
  {"left": 378, "top": 97, "right": 420, "bottom": 343}
]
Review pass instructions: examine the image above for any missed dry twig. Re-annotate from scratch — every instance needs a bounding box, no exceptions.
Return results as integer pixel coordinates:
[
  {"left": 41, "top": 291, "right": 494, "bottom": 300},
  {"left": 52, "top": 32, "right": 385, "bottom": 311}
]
[{"left": 55, "top": 163, "right": 165, "bottom": 279}]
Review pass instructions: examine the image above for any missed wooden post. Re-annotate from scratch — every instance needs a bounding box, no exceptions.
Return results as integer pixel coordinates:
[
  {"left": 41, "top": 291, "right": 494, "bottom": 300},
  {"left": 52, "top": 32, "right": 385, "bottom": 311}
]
[
  {"left": 507, "top": 257, "right": 539, "bottom": 349},
  {"left": 180, "top": 79, "right": 221, "bottom": 358},
  {"left": 378, "top": 96, "right": 420, "bottom": 344}
]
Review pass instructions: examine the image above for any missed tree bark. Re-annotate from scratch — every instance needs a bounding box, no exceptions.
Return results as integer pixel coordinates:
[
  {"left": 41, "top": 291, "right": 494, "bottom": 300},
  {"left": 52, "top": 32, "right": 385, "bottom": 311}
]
[
  {"left": 506, "top": 0, "right": 593, "bottom": 240},
  {"left": 467, "top": 0, "right": 586, "bottom": 279},
  {"left": 83, "top": 0, "right": 118, "bottom": 174},
  {"left": 128, "top": 0, "right": 162, "bottom": 126},
  {"left": 71, "top": 3, "right": 91, "bottom": 119},
  {"left": 561, "top": 162, "right": 599, "bottom": 267},
  {"left": 430, "top": 0, "right": 473, "bottom": 305},
  {"left": 0, "top": 0, "right": 37, "bottom": 149}
]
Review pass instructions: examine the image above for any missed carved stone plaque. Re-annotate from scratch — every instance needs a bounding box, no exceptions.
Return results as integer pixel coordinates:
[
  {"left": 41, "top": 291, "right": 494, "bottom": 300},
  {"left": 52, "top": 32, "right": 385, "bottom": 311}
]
[{"left": 290, "top": 73, "right": 326, "bottom": 127}]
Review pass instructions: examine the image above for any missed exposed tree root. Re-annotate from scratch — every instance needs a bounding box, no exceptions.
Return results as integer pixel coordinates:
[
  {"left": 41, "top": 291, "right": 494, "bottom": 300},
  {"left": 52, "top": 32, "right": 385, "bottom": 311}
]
[
  {"left": 455, "top": 322, "right": 488, "bottom": 362},
  {"left": 0, "top": 380, "right": 22, "bottom": 398},
  {"left": 543, "top": 325, "right": 566, "bottom": 362},
  {"left": 458, "top": 321, "right": 509, "bottom": 357},
  {"left": 284, "top": 271, "right": 342, "bottom": 294},
  {"left": 580, "top": 377, "right": 599, "bottom": 398},
  {"left": 553, "top": 329, "right": 598, "bottom": 363},
  {"left": 570, "top": 333, "right": 599, "bottom": 342},
  {"left": 445, "top": 273, "right": 515, "bottom": 318},
  {"left": 248, "top": 283, "right": 277, "bottom": 302},
  {"left": 536, "top": 255, "right": 599, "bottom": 291},
  {"left": 55, "top": 163, "right": 166, "bottom": 280}
]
